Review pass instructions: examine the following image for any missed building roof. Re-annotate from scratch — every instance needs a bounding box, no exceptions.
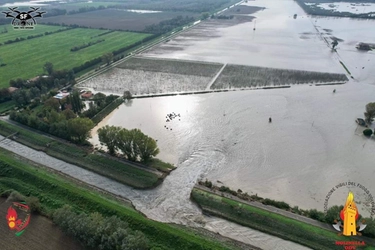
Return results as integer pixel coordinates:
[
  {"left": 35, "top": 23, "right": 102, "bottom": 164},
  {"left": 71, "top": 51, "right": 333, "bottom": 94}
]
[
  {"left": 8, "top": 87, "right": 19, "bottom": 93},
  {"left": 81, "top": 91, "right": 93, "bottom": 99},
  {"left": 53, "top": 92, "right": 70, "bottom": 100}
]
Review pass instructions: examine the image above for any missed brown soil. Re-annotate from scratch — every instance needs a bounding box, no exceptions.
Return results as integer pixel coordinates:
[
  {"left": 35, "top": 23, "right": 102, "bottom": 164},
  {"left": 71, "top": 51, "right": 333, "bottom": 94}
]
[{"left": 0, "top": 198, "right": 83, "bottom": 250}]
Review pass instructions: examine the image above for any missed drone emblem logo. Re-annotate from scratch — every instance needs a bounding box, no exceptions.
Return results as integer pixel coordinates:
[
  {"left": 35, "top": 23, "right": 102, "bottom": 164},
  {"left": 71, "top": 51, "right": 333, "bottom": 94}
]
[{"left": 2, "top": 7, "right": 45, "bottom": 29}]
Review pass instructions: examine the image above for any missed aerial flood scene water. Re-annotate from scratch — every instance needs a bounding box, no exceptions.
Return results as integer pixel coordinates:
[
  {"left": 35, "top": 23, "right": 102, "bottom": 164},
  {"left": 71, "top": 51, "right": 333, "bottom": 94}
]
[
  {"left": 82, "top": 0, "right": 375, "bottom": 248},
  {"left": 1, "top": 0, "right": 375, "bottom": 249}
]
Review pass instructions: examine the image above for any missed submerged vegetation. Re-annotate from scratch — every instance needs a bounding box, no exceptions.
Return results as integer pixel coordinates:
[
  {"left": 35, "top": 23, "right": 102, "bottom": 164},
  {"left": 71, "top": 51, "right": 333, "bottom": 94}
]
[{"left": 212, "top": 64, "right": 348, "bottom": 89}]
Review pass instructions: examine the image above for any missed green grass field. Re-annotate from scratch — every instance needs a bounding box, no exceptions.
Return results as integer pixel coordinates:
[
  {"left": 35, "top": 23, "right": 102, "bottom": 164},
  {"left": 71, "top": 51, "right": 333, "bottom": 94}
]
[
  {"left": 0, "top": 26, "right": 151, "bottom": 88},
  {"left": 191, "top": 188, "right": 375, "bottom": 250},
  {"left": 0, "top": 148, "right": 236, "bottom": 250},
  {"left": 0, "top": 24, "right": 65, "bottom": 43}
]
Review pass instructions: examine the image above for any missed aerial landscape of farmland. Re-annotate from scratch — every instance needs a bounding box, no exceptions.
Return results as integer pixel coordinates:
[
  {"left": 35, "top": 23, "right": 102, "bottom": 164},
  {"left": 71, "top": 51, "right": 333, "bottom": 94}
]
[{"left": 1, "top": 0, "right": 375, "bottom": 249}]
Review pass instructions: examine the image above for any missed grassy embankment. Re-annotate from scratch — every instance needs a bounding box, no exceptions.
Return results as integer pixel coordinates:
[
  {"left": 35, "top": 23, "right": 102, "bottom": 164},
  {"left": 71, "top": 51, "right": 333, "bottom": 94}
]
[
  {"left": 191, "top": 188, "right": 375, "bottom": 250},
  {"left": 0, "top": 148, "right": 237, "bottom": 250},
  {"left": 0, "top": 120, "right": 171, "bottom": 189}
]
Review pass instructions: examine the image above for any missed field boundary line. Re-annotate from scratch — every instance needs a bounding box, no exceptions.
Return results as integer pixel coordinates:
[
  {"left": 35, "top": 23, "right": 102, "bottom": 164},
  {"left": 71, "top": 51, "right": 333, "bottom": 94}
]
[{"left": 206, "top": 63, "right": 227, "bottom": 90}]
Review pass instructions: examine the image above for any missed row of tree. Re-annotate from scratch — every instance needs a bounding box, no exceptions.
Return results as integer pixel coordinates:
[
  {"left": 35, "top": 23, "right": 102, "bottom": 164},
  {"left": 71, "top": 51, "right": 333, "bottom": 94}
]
[
  {"left": 70, "top": 39, "right": 105, "bottom": 52},
  {"left": 98, "top": 125, "right": 159, "bottom": 162},
  {"left": 52, "top": 205, "right": 149, "bottom": 250},
  {"left": 144, "top": 16, "right": 195, "bottom": 34}
]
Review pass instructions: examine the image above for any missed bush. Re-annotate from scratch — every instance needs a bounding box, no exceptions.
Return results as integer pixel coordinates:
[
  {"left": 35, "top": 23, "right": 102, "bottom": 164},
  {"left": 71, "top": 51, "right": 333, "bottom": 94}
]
[{"left": 363, "top": 128, "right": 373, "bottom": 136}]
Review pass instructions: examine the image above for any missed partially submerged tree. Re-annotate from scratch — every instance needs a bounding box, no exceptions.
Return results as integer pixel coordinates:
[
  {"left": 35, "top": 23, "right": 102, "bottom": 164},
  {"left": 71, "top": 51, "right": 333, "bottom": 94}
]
[
  {"left": 364, "top": 102, "right": 375, "bottom": 124},
  {"left": 331, "top": 40, "right": 338, "bottom": 50},
  {"left": 98, "top": 125, "right": 121, "bottom": 155}
]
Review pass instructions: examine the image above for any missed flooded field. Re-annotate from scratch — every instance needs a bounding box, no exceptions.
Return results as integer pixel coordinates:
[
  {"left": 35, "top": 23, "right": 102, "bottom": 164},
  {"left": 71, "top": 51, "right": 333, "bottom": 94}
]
[
  {"left": 86, "top": 0, "right": 375, "bottom": 248},
  {"left": 4, "top": 0, "right": 375, "bottom": 248}
]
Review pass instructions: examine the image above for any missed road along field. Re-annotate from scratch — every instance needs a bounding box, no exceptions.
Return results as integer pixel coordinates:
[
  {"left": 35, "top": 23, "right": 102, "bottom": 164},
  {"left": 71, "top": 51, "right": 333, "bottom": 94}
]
[
  {"left": 78, "top": 57, "right": 223, "bottom": 95},
  {"left": 0, "top": 26, "right": 151, "bottom": 88},
  {"left": 39, "top": 9, "right": 200, "bottom": 32}
]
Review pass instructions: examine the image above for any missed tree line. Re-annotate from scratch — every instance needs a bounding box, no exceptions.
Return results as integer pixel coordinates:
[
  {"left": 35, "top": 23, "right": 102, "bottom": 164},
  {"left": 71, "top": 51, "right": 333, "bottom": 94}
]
[
  {"left": 52, "top": 205, "right": 149, "bottom": 250},
  {"left": 71, "top": 39, "right": 105, "bottom": 52},
  {"left": 98, "top": 125, "right": 159, "bottom": 162},
  {"left": 144, "top": 16, "right": 195, "bottom": 34}
]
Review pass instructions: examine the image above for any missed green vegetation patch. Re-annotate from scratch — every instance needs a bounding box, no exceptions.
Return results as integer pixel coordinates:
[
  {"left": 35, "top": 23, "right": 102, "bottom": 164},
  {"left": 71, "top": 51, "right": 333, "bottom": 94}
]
[
  {"left": 0, "top": 120, "right": 161, "bottom": 188},
  {"left": 118, "top": 57, "right": 223, "bottom": 77},
  {"left": 0, "top": 148, "right": 234, "bottom": 250},
  {"left": 191, "top": 188, "right": 364, "bottom": 250},
  {"left": 0, "top": 27, "right": 150, "bottom": 87},
  {"left": 211, "top": 64, "right": 348, "bottom": 89},
  {"left": 0, "top": 24, "right": 64, "bottom": 43},
  {"left": 0, "top": 100, "right": 15, "bottom": 114}
]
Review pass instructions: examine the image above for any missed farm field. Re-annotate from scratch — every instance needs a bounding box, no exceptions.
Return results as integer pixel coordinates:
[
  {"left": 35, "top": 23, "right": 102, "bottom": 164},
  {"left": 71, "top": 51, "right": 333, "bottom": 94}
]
[
  {"left": 0, "top": 198, "right": 83, "bottom": 250},
  {"left": 0, "top": 27, "right": 151, "bottom": 88},
  {"left": 79, "top": 57, "right": 223, "bottom": 94},
  {"left": 39, "top": 9, "right": 200, "bottom": 31},
  {"left": 0, "top": 24, "right": 66, "bottom": 44},
  {"left": 211, "top": 64, "right": 348, "bottom": 89}
]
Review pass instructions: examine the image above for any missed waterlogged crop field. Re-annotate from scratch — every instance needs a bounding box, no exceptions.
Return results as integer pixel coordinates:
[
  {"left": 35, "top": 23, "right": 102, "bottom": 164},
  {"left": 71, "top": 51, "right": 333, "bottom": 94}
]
[
  {"left": 80, "top": 57, "right": 223, "bottom": 95},
  {"left": 211, "top": 64, "right": 348, "bottom": 89},
  {"left": 0, "top": 27, "right": 150, "bottom": 87}
]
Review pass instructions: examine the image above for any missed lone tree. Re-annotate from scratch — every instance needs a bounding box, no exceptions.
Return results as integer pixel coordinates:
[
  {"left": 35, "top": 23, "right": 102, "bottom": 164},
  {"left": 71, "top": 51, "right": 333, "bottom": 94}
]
[
  {"left": 364, "top": 102, "right": 375, "bottom": 124},
  {"left": 123, "top": 90, "right": 132, "bottom": 100},
  {"left": 101, "top": 53, "right": 113, "bottom": 66},
  {"left": 43, "top": 62, "right": 54, "bottom": 75},
  {"left": 332, "top": 40, "right": 338, "bottom": 50}
]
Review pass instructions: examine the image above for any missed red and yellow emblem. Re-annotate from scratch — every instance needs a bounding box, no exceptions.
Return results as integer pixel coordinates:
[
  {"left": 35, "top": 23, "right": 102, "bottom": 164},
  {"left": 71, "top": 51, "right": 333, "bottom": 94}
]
[{"left": 6, "top": 202, "right": 31, "bottom": 236}]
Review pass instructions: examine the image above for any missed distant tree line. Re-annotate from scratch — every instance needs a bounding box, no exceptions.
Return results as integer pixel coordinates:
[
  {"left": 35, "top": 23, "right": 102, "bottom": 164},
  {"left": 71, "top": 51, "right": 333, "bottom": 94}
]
[
  {"left": 71, "top": 39, "right": 105, "bottom": 52},
  {"left": 107, "top": 0, "right": 233, "bottom": 13},
  {"left": 91, "top": 30, "right": 115, "bottom": 38},
  {"left": 295, "top": 0, "right": 375, "bottom": 19},
  {"left": 212, "top": 15, "right": 234, "bottom": 19},
  {"left": 67, "top": 5, "right": 106, "bottom": 15},
  {"left": 52, "top": 205, "right": 149, "bottom": 250},
  {"left": 0, "top": 27, "right": 73, "bottom": 47},
  {"left": 144, "top": 15, "right": 195, "bottom": 34},
  {"left": 43, "top": 8, "right": 67, "bottom": 17}
]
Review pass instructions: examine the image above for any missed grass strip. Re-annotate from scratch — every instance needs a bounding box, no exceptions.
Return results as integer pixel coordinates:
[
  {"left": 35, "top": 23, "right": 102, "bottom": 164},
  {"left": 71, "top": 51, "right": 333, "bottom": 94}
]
[
  {"left": 0, "top": 148, "right": 234, "bottom": 250},
  {"left": 0, "top": 120, "right": 160, "bottom": 188},
  {"left": 191, "top": 188, "right": 372, "bottom": 250}
]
